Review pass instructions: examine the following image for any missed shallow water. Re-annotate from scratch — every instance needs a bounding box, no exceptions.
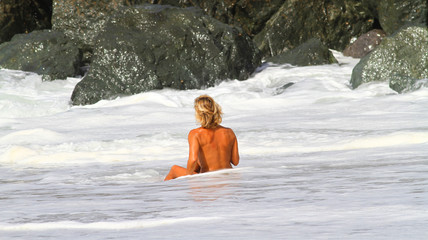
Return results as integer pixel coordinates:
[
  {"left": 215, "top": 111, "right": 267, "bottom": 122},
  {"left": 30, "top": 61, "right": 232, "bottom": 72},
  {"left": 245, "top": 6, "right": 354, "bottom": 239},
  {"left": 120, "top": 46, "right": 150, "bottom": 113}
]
[{"left": 1, "top": 52, "right": 427, "bottom": 239}]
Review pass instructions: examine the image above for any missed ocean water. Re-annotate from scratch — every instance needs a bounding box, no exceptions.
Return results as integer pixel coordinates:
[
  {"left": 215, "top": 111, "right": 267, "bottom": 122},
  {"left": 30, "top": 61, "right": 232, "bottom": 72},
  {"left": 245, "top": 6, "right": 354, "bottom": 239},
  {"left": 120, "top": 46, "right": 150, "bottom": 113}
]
[{"left": 0, "top": 52, "right": 427, "bottom": 239}]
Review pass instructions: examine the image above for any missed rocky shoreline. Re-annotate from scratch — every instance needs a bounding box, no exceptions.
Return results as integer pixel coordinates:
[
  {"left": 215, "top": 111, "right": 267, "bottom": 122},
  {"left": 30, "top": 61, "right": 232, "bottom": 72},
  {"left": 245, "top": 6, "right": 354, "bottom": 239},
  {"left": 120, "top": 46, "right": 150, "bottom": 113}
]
[{"left": 0, "top": 0, "right": 427, "bottom": 105}]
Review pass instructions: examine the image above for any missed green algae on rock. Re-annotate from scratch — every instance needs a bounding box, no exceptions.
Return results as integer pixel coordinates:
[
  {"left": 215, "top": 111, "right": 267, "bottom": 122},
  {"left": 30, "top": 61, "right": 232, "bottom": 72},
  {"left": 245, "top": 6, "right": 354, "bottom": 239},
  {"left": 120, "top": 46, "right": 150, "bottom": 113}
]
[{"left": 350, "top": 26, "right": 428, "bottom": 93}]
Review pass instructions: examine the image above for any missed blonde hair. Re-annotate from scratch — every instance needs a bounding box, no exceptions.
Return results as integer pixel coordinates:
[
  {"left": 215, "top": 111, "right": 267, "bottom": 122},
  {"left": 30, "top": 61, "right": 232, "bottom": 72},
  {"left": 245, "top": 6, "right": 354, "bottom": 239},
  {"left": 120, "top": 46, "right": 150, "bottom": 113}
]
[{"left": 194, "top": 95, "right": 223, "bottom": 129}]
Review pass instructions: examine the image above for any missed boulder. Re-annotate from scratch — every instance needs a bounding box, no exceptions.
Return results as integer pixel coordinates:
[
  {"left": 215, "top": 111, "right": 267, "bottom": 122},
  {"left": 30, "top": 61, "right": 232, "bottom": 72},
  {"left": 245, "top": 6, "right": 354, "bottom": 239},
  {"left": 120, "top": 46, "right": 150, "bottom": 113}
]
[
  {"left": 52, "top": 0, "right": 125, "bottom": 49},
  {"left": 0, "top": 0, "right": 52, "bottom": 44},
  {"left": 350, "top": 26, "right": 428, "bottom": 93},
  {"left": 52, "top": 0, "right": 145, "bottom": 64},
  {"left": 141, "top": 0, "right": 284, "bottom": 37},
  {"left": 70, "top": 5, "right": 261, "bottom": 105},
  {"left": 266, "top": 38, "right": 338, "bottom": 66},
  {"left": 378, "top": 0, "right": 427, "bottom": 35},
  {"left": 343, "top": 29, "right": 386, "bottom": 58},
  {"left": 254, "top": 0, "right": 374, "bottom": 59},
  {"left": 189, "top": 0, "right": 284, "bottom": 37},
  {"left": 0, "top": 30, "right": 81, "bottom": 80}
]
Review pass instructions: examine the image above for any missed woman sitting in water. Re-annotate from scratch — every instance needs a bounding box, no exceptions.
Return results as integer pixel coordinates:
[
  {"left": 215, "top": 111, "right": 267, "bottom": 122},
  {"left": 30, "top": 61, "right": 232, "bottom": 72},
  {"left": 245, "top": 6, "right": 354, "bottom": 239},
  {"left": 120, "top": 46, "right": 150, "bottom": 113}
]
[{"left": 164, "top": 95, "right": 239, "bottom": 181}]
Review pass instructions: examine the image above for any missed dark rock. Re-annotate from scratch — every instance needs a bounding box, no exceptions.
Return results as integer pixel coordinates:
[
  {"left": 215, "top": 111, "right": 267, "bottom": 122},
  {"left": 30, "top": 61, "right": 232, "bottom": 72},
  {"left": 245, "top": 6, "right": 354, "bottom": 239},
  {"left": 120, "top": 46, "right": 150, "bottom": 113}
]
[
  {"left": 378, "top": 0, "right": 427, "bottom": 35},
  {"left": 361, "top": 0, "right": 379, "bottom": 17},
  {"left": 70, "top": 5, "right": 261, "bottom": 106},
  {"left": 0, "top": 30, "right": 81, "bottom": 80},
  {"left": 52, "top": 0, "right": 125, "bottom": 49},
  {"left": 266, "top": 38, "right": 338, "bottom": 66},
  {"left": 191, "top": 0, "right": 284, "bottom": 37},
  {"left": 254, "top": 0, "right": 374, "bottom": 59},
  {"left": 52, "top": 0, "right": 146, "bottom": 64},
  {"left": 0, "top": 0, "right": 52, "bottom": 44},
  {"left": 141, "top": 0, "right": 284, "bottom": 37},
  {"left": 350, "top": 26, "right": 428, "bottom": 93},
  {"left": 141, "top": 0, "right": 192, "bottom": 7},
  {"left": 343, "top": 29, "right": 386, "bottom": 58},
  {"left": 275, "top": 82, "right": 295, "bottom": 95}
]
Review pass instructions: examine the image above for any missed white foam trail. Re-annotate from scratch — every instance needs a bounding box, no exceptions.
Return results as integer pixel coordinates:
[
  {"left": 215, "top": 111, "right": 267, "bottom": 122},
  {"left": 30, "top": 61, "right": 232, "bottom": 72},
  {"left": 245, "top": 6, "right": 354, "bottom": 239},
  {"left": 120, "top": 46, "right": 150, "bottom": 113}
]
[
  {"left": 0, "top": 217, "right": 220, "bottom": 231},
  {"left": 0, "top": 145, "right": 147, "bottom": 165},
  {"left": 0, "top": 69, "right": 79, "bottom": 118},
  {"left": 83, "top": 90, "right": 187, "bottom": 108},
  {"left": 0, "top": 136, "right": 187, "bottom": 165},
  {"left": 0, "top": 146, "right": 38, "bottom": 164},
  {"left": 176, "top": 167, "right": 251, "bottom": 180},
  {"left": 243, "top": 131, "right": 428, "bottom": 155},
  {"left": 0, "top": 128, "right": 65, "bottom": 145},
  {"left": 95, "top": 169, "right": 162, "bottom": 183},
  {"left": 334, "top": 131, "right": 428, "bottom": 150}
]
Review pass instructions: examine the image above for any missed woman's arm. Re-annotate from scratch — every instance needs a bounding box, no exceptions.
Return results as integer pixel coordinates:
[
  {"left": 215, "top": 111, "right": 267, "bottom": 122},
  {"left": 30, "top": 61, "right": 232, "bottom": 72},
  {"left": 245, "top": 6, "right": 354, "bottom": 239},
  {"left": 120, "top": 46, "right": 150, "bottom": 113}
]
[
  {"left": 186, "top": 130, "right": 200, "bottom": 174},
  {"left": 231, "top": 131, "right": 240, "bottom": 166}
]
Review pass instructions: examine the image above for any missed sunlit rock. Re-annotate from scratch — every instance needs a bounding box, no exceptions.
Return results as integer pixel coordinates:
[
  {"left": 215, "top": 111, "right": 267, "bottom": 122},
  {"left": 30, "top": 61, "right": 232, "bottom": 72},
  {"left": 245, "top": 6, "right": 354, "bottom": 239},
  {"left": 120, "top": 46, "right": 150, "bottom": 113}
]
[
  {"left": 71, "top": 5, "right": 261, "bottom": 106},
  {"left": 350, "top": 26, "right": 428, "bottom": 93},
  {"left": 0, "top": 30, "right": 81, "bottom": 80},
  {"left": 52, "top": 0, "right": 132, "bottom": 49}
]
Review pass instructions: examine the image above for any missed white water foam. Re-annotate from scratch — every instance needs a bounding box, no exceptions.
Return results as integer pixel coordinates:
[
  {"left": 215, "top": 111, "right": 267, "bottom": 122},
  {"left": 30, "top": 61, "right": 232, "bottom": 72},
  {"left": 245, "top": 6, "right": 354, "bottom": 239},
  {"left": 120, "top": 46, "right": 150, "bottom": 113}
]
[
  {"left": 0, "top": 217, "right": 220, "bottom": 231},
  {"left": 1, "top": 51, "right": 427, "bottom": 239}
]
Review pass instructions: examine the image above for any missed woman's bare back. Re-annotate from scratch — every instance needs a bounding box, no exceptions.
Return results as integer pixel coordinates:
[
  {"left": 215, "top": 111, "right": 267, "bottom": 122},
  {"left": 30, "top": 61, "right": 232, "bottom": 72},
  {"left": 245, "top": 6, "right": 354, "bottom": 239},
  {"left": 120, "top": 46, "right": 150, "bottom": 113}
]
[{"left": 190, "top": 126, "right": 239, "bottom": 172}]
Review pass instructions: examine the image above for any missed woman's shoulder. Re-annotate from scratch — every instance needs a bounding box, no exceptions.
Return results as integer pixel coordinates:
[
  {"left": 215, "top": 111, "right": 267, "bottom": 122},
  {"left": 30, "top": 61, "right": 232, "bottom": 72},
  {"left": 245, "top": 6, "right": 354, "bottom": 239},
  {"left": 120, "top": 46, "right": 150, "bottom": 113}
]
[
  {"left": 215, "top": 126, "right": 236, "bottom": 137},
  {"left": 189, "top": 127, "right": 202, "bottom": 134},
  {"left": 190, "top": 125, "right": 234, "bottom": 133},
  {"left": 218, "top": 125, "right": 234, "bottom": 131}
]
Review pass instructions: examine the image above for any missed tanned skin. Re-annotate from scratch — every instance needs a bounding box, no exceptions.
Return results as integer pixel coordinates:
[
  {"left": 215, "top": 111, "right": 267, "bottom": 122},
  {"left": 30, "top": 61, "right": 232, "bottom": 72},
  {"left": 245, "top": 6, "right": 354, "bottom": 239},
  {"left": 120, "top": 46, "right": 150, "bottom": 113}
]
[{"left": 164, "top": 126, "right": 239, "bottom": 181}]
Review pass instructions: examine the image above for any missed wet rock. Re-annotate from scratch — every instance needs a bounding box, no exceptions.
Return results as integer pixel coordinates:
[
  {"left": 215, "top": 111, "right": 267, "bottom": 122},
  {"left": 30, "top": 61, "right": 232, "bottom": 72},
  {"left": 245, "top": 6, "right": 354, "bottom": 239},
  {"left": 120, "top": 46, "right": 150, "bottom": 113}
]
[
  {"left": 343, "top": 29, "right": 386, "bottom": 58},
  {"left": 360, "top": 0, "right": 379, "bottom": 16},
  {"left": 274, "top": 82, "right": 295, "bottom": 95},
  {"left": 0, "top": 0, "right": 52, "bottom": 44},
  {"left": 70, "top": 5, "right": 261, "bottom": 106},
  {"left": 378, "top": 0, "right": 427, "bottom": 35},
  {"left": 266, "top": 38, "right": 338, "bottom": 66},
  {"left": 52, "top": 0, "right": 145, "bottom": 64},
  {"left": 141, "top": 0, "right": 284, "bottom": 37},
  {"left": 254, "top": 0, "right": 374, "bottom": 59},
  {"left": 350, "top": 26, "right": 428, "bottom": 93},
  {"left": 142, "top": 0, "right": 193, "bottom": 7},
  {"left": 52, "top": 0, "right": 124, "bottom": 49},
  {"left": 0, "top": 30, "right": 81, "bottom": 80},
  {"left": 191, "top": 0, "right": 284, "bottom": 37}
]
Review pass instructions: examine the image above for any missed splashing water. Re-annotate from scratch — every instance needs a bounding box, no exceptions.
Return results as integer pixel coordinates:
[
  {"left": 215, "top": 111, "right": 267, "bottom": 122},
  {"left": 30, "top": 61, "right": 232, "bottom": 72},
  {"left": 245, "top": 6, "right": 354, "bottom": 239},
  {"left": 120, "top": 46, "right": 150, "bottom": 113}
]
[{"left": 0, "top": 52, "right": 427, "bottom": 239}]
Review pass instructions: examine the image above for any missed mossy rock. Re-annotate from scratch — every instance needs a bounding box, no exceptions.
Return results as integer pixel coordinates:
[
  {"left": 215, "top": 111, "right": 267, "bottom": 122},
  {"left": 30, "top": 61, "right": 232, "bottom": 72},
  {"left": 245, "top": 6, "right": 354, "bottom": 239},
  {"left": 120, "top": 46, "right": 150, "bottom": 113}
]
[{"left": 350, "top": 26, "right": 428, "bottom": 93}]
